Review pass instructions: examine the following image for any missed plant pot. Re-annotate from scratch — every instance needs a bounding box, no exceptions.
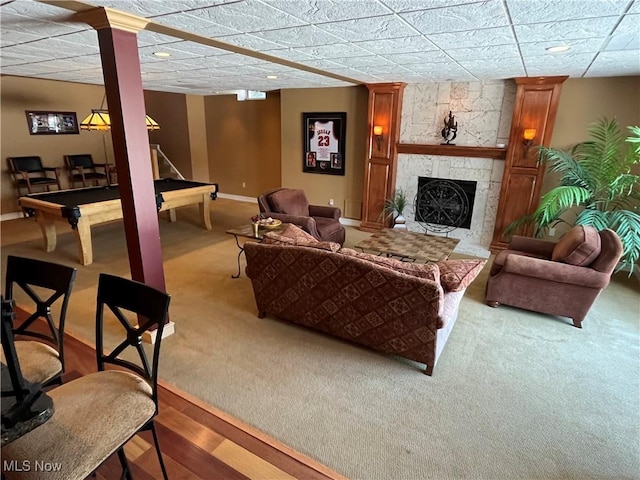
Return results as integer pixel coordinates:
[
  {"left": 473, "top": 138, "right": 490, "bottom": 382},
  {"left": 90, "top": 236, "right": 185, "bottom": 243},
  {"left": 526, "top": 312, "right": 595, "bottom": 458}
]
[{"left": 393, "top": 214, "right": 407, "bottom": 229}]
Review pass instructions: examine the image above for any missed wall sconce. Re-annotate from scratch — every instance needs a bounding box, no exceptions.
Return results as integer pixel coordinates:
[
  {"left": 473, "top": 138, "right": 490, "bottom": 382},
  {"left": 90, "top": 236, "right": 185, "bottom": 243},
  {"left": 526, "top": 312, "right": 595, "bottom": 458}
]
[
  {"left": 373, "top": 125, "right": 383, "bottom": 150},
  {"left": 523, "top": 128, "right": 537, "bottom": 153}
]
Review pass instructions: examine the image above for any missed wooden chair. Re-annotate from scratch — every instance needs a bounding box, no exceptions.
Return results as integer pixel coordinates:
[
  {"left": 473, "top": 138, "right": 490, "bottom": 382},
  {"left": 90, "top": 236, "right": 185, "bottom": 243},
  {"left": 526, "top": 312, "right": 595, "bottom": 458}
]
[
  {"left": 64, "top": 153, "right": 112, "bottom": 187},
  {"left": 1, "top": 273, "right": 171, "bottom": 480},
  {"left": 7, "top": 156, "right": 62, "bottom": 195},
  {"left": 1, "top": 256, "right": 77, "bottom": 388}
]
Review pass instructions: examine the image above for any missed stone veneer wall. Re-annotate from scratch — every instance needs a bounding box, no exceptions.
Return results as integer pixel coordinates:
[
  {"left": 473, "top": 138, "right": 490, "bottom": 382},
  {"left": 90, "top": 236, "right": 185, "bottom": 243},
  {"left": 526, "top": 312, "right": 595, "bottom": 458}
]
[{"left": 397, "top": 81, "right": 516, "bottom": 257}]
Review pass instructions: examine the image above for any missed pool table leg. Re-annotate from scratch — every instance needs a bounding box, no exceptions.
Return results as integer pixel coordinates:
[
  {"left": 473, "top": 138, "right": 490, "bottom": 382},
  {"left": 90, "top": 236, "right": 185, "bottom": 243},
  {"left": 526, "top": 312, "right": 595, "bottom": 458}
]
[
  {"left": 72, "top": 219, "right": 93, "bottom": 266},
  {"left": 35, "top": 214, "right": 57, "bottom": 252},
  {"left": 200, "top": 195, "right": 212, "bottom": 230},
  {"left": 167, "top": 208, "right": 177, "bottom": 223}
]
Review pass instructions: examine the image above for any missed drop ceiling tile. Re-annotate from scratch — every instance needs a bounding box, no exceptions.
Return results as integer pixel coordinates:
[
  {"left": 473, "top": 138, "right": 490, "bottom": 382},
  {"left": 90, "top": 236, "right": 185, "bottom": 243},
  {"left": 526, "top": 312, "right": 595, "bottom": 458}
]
[
  {"left": 447, "top": 44, "right": 521, "bottom": 61},
  {"left": 383, "top": 0, "right": 485, "bottom": 13},
  {"left": 262, "top": 0, "right": 392, "bottom": 22},
  {"left": 614, "top": 14, "right": 640, "bottom": 35},
  {"left": 0, "top": 29, "right": 44, "bottom": 47},
  {"left": 165, "top": 41, "right": 233, "bottom": 57},
  {"left": 316, "top": 15, "right": 419, "bottom": 42},
  {"left": 328, "top": 55, "right": 390, "bottom": 68},
  {"left": 150, "top": 11, "right": 241, "bottom": 37},
  {"left": 215, "top": 53, "right": 272, "bottom": 66},
  {"left": 587, "top": 50, "right": 640, "bottom": 75},
  {"left": 428, "top": 26, "right": 515, "bottom": 49},
  {"left": 466, "top": 67, "right": 527, "bottom": 79},
  {"left": 507, "top": 0, "right": 628, "bottom": 24},
  {"left": 519, "top": 38, "right": 606, "bottom": 56},
  {"left": 605, "top": 32, "right": 640, "bottom": 51},
  {"left": 138, "top": 44, "right": 202, "bottom": 61},
  {"left": 401, "top": 0, "right": 509, "bottom": 35},
  {"left": 629, "top": 0, "right": 640, "bottom": 13},
  {"left": 353, "top": 36, "right": 438, "bottom": 55},
  {"left": 293, "top": 43, "right": 373, "bottom": 59},
  {"left": 179, "top": 2, "right": 305, "bottom": 33},
  {"left": 89, "top": 0, "right": 225, "bottom": 18},
  {"left": 260, "top": 48, "right": 316, "bottom": 62},
  {"left": 381, "top": 50, "right": 450, "bottom": 65},
  {"left": 514, "top": 17, "right": 620, "bottom": 43},
  {"left": 251, "top": 25, "right": 344, "bottom": 48},
  {"left": 137, "top": 30, "right": 192, "bottom": 47}
]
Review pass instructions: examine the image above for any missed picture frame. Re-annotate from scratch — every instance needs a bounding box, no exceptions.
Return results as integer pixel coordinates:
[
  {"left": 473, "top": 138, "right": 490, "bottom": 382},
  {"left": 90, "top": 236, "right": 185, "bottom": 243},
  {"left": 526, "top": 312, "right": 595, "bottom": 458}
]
[
  {"left": 25, "top": 111, "right": 79, "bottom": 135},
  {"left": 303, "top": 112, "right": 346, "bottom": 176}
]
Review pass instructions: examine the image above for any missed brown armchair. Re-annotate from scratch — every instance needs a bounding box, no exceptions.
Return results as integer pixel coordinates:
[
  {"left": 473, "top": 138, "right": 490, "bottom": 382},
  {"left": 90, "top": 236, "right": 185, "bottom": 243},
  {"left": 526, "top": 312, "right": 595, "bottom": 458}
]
[
  {"left": 257, "top": 188, "right": 346, "bottom": 245},
  {"left": 486, "top": 226, "right": 623, "bottom": 328}
]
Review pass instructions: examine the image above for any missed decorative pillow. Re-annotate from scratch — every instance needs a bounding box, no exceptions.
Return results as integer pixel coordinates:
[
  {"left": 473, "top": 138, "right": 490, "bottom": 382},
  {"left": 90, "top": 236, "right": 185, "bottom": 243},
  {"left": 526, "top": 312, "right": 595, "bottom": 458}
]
[
  {"left": 262, "top": 231, "right": 340, "bottom": 252},
  {"left": 269, "top": 189, "right": 310, "bottom": 217},
  {"left": 341, "top": 248, "right": 439, "bottom": 282},
  {"left": 551, "top": 225, "right": 601, "bottom": 266},
  {"left": 280, "top": 223, "right": 318, "bottom": 243},
  {"left": 436, "top": 259, "right": 487, "bottom": 292}
]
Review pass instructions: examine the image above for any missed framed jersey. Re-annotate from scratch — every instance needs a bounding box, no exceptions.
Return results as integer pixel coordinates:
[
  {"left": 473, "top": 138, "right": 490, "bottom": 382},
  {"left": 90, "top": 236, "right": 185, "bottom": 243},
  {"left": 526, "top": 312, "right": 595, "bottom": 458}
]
[{"left": 303, "top": 112, "right": 346, "bottom": 176}]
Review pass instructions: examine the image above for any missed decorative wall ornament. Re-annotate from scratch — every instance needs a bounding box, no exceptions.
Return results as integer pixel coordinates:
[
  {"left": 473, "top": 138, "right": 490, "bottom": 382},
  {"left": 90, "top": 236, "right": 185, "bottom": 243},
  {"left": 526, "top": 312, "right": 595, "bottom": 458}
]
[
  {"left": 440, "top": 111, "right": 458, "bottom": 145},
  {"left": 302, "top": 112, "right": 346, "bottom": 176}
]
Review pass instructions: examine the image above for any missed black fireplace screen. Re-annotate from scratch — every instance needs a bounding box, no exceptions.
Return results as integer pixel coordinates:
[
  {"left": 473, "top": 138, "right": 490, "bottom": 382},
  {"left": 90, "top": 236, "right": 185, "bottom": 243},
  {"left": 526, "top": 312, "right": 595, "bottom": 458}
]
[{"left": 415, "top": 177, "right": 477, "bottom": 231}]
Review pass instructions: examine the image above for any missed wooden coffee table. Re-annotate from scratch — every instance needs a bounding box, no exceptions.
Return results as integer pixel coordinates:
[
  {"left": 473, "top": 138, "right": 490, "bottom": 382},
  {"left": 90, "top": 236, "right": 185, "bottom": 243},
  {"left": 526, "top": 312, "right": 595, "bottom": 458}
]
[
  {"left": 225, "top": 223, "right": 286, "bottom": 278},
  {"left": 355, "top": 229, "right": 460, "bottom": 263}
]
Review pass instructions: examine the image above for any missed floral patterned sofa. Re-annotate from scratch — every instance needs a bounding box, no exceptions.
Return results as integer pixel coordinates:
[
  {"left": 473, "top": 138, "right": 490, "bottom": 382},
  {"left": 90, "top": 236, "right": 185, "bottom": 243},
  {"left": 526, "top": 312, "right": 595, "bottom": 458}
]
[{"left": 244, "top": 225, "right": 485, "bottom": 375}]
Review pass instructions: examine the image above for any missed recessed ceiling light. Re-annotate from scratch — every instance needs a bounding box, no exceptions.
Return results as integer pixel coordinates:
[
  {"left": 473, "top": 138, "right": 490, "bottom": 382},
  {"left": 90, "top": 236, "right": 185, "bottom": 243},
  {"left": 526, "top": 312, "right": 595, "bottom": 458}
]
[
  {"left": 153, "top": 52, "right": 171, "bottom": 58},
  {"left": 266, "top": 75, "right": 278, "bottom": 80},
  {"left": 546, "top": 45, "right": 571, "bottom": 53}
]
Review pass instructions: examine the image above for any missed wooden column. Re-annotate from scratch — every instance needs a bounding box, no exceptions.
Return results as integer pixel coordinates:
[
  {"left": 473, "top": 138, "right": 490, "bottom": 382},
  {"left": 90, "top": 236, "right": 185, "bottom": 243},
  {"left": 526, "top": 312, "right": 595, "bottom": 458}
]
[
  {"left": 360, "top": 83, "right": 406, "bottom": 232},
  {"left": 79, "top": 8, "right": 166, "bottom": 292},
  {"left": 490, "top": 76, "right": 568, "bottom": 252}
]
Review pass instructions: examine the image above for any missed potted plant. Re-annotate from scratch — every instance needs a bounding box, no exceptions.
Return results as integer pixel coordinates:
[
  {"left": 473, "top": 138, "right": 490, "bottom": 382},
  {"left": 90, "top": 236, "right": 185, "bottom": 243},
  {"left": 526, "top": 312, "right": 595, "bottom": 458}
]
[
  {"left": 382, "top": 188, "right": 408, "bottom": 229},
  {"left": 506, "top": 117, "right": 640, "bottom": 275}
]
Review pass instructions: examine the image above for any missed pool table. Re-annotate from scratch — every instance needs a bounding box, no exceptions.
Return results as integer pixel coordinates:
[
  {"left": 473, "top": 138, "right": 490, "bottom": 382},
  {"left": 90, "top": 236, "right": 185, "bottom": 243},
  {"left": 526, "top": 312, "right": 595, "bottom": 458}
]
[{"left": 19, "top": 178, "right": 218, "bottom": 266}]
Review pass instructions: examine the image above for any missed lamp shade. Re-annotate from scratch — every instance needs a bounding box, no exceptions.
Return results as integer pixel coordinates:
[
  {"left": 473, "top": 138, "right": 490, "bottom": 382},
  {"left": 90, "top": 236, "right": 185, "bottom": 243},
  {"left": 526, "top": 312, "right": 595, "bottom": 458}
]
[
  {"left": 523, "top": 128, "right": 537, "bottom": 141},
  {"left": 80, "top": 109, "right": 160, "bottom": 131},
  {"left": 373, "top": 125, "right": 383, "bottom": 136}
]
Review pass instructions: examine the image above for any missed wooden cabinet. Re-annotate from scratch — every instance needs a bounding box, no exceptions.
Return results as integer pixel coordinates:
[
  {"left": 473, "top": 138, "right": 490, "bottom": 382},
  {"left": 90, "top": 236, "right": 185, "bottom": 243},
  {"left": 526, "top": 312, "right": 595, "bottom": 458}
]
[
  {"left": 490, "top": 76, "right": 567, "bottom": 251},
  {"left": 360, "top": 83, "right": 405, "bottom": 232}
]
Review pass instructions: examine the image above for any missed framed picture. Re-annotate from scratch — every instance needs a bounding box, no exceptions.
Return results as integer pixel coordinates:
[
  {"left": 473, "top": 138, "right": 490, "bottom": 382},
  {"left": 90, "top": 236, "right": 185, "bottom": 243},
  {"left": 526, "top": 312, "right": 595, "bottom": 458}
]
[
  {"left": 25, "top": 111, "right": 79, "bottom": 135},
  {"left": 303, "top": 112, "right": 346, "bottom": 175}
]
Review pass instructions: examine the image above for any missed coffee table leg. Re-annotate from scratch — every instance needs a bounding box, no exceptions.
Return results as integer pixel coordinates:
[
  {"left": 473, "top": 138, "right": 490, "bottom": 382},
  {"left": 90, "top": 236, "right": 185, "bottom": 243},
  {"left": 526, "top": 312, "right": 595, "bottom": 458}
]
[{"left": 231, "top": 235, "right": 245, "bottom": 279}]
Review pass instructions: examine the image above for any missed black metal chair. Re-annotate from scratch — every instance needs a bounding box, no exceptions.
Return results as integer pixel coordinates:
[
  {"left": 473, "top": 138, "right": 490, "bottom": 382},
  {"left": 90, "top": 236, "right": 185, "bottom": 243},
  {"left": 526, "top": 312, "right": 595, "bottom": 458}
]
[
  {"left": 1, "top": 273, "right": 171, "bottom": 480},
  {"left": 1, "top": 256, "right": 77, "bottom": 389},
  {"left": 8, "top": 156, "right": 62, "bottom": 195},
  {"left": 64, "top": 153, "right": 112, "bottom": 187}
]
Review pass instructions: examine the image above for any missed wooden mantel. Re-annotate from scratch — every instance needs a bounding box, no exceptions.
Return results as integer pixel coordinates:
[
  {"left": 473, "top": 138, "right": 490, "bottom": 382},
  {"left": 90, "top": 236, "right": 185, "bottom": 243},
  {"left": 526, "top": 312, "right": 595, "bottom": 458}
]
[{"left": 397, "top": 143, "right": 507, "bottom": 160}]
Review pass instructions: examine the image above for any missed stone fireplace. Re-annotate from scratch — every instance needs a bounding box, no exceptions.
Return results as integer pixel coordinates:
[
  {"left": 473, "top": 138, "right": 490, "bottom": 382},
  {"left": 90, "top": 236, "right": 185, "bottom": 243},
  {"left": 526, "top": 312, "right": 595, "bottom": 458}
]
[{"left": 396, "top": 80, "right": 516, "bottom": 257}]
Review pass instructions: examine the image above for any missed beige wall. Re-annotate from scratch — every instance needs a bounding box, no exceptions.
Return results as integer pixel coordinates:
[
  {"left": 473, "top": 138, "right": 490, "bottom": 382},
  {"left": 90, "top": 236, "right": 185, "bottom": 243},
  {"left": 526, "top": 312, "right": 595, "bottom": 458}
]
[
  {"left": 204, "top": 92, "right": 281, "bottom": 197},
  {"left": 280, "top": 86, "right": 368, "bottom": 219},
  {"left": 185, "top": 95, "right": 210, "bottom": 183},
  {"left": 145, "top": 90, "right": 192, "bottom": 179},
  {"left": 0, "top": 76, "right": 110, "bottom": 214}
]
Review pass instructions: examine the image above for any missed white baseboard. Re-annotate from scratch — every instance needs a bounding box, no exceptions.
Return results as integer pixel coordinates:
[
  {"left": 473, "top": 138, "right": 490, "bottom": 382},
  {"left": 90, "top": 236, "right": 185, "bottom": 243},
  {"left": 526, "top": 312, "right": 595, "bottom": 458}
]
[
  {"left": 216, "top": 193, "right": 256, "bottom": 203},
  {"left": 1, "top": 212, "right": 25, "bottom": 221}
]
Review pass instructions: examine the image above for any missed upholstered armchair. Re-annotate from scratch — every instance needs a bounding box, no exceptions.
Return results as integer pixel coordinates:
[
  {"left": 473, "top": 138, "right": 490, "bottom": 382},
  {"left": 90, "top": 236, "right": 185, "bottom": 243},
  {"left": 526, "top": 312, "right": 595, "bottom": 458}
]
[
  {"left": 486, "top": 226, "right": 623, "bottom": 328},
  {"left": 257, "top": 187, "right": 346, "bottom": 245}
]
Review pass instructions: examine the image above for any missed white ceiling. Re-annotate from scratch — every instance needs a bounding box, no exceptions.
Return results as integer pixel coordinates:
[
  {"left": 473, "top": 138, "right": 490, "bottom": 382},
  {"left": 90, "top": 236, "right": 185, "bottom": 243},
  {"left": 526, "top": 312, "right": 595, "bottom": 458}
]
[{"left": 1, "top": 0, "right": 639, "bottom": 95}]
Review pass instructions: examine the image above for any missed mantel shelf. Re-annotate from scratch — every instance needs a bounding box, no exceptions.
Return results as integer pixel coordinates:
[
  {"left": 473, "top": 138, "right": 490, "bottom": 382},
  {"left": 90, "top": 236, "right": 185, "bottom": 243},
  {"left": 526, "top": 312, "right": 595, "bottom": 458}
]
[{"left": 397, "top": 143, "right": 507, "bottom": 160}]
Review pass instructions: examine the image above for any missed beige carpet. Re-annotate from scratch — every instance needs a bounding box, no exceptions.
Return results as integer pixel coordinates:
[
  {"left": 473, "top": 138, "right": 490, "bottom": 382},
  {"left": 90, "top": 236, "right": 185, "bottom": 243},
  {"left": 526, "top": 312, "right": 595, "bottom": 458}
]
[{"left": 2, "top": 199, "right": 639, "bottom": 480}]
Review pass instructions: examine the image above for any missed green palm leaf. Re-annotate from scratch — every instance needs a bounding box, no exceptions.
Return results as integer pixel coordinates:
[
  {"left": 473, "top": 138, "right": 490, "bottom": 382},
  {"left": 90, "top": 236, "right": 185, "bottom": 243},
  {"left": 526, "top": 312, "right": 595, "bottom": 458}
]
[{"left": 506, "top": 118, "right": 640, "bottom": 275}]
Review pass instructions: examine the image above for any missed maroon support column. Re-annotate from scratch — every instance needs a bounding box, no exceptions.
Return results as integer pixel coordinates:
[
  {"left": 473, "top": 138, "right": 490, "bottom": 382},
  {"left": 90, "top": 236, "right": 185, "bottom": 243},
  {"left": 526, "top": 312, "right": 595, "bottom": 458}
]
[{"left": 96, "top": 26, "right": 166, "bottom": 292}]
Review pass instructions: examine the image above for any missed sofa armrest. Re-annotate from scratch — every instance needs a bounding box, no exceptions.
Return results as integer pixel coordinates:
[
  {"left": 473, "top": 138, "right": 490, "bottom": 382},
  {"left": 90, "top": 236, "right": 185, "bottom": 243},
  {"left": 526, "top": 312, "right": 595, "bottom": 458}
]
[
  {"left": 503, "top": 254, "right": 610, "bottom": 288},
  {"left": 309, "top": 204, "right": 341, "bottom": 220},
  {"left": 509, "top": 235, "right": 556, "bottom": 258}
]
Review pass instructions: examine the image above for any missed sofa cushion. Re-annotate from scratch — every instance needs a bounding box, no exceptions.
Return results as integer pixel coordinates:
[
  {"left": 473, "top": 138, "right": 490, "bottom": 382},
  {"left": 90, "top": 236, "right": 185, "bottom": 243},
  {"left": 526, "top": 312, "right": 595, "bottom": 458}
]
[
  {"left": 341, "top": 248, "right": 439, "bottom": 282},
  {"left": 269, "top": 189, "right": 310, "bottom": 216},
  {"left": 437, "top": 259, "right": 487, "bottom": 292},
  {"left": 551, "top": 225, "right": 601, "bottom": 266}
]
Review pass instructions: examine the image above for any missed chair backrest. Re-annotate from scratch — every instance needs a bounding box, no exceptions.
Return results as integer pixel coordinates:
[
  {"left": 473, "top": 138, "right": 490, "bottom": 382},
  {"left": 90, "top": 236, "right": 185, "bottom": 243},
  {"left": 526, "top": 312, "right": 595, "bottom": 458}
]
[
  {"left": 590, "top": 229, "right": 624, "bottom": 274},
  {"left": 258, "top": 188, "right": 310, "bottom": 216},
  {"left": 65, "top": 154, "right": 94, "bottom": 169},
  {"left": 9, "top": 156, "right": 44, "bottom": 173},
  {"left": 257, "top": 187, "right": 286, "bottom": 213},
  {"left": 95, "top": 273, "right": 171, "bottom": 408},
  {"left": 4, "top": 255, "right": 77, "bottom": 370}
]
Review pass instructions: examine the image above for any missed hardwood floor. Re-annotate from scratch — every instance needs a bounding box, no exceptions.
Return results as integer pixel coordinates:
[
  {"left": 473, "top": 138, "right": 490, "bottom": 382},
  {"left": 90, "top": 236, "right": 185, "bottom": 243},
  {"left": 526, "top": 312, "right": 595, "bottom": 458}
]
[{"left": 58, "top": 330, "right": 347, "bottom": 480}]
